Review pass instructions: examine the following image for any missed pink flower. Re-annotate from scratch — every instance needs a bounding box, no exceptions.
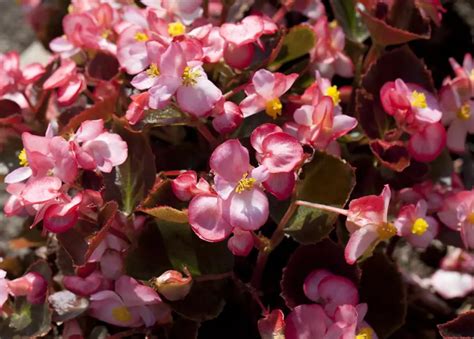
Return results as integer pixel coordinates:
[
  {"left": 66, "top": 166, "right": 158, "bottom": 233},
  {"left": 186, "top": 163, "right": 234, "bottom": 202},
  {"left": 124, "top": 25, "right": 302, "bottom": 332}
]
[
  {"left": 125, "top": 91, "right": 150, "bottom": 125},
  {"left": 89, "top": 275, "right": 171, "bottom": 327},
  {"left": 310, "top": 16, "right": 354, "bottom": 78},
  {"left": 142, "top": 0, "right": 203, "bottom": 25},
  {"left": 0, "top": 52, "right": 23, "bottom": 96},
  {"left": 449, "top": 53, "right": 474, "bottom": 96},
  {"left": 188, "top": 139, "right": 270, "bottom": 241},
  {"left": 239, "top": 69, "right": 298, "bottom": 118},
  {"left": 43, "top": 59, "right": 86, "bottom": 107},
  {"left": 172, "top": 170, "right": 211, "bottom": 201},
  {"left": 380, "top": 78, "right": 446, "bottom": 162},
  {"left": 1, "top": 269, "right": 48, "bottom": 309},
  {"left": 345, "top": 185, "right": 394, "bottom": 264},
  {"left": 398, "top": 180, "right": 444, "bottom": 212},
  {"left": 152, "top": 269, "right": 192, "bottom": 301},
  {"left": 140, "top": 42, "right": 222, "bottom": 117},
  {"left": 439, "top": 77, "right": 474, "bottom": 153},
  {"left": 438, "top": 190, "right": 474, "bottom": 250},
  {"left": 394, "top": 200, "right": 439, "bottom": 249},
  {"left": 303, "top": 269, "right": 359, "bottom": 316},
  {"left": 72, "top": 119, "right": 128, "bottom": 173},
  {"left": 250, "top": 123, "right": 303, "bottom": 199},
  {"left": 212, "top": 101, "right": 243, "bottom": 134},
  {"left": 64, "top": 271, "right": 104, "bottom": 297},
  {"left": 227, "top": 229, "right": 254, "bottom": 256}
]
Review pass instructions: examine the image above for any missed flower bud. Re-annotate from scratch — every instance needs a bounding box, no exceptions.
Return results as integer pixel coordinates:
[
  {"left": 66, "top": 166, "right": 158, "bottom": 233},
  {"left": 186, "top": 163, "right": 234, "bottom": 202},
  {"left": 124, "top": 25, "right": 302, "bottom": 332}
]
[{"left": 152, "top": 269, "right": 192, "bottom": 301}]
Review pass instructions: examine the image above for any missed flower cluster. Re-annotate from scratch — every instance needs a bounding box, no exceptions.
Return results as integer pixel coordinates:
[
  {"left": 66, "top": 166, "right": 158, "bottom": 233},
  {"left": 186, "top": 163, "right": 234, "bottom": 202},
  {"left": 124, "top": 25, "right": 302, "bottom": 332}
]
[{"left": 1, "top": 0, "right": 474, "bottom": 337}]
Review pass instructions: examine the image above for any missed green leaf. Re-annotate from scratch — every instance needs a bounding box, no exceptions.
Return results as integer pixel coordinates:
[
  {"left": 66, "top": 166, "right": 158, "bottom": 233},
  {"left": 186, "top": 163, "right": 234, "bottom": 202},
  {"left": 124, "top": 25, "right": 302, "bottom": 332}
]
[
  {"left": 126, "top": 221, "right": 234, "bottom": 321},
  {"left": 271, "top": 25, "right": 315, "bottom": 69},
  {"left": 359, "top": 252, "right": 407, "bottom": 338},
  {"left": 330, "top": 0, "right": 369, "bottom": 43},
  {"left": 0, "top": 298, "right": 52, "bottom": 337},
  {"left": 105, "top": 119, "right": 156, "bottom": 214},
  {"left": 140, "top": 206, "right": 188, "bottom": 224},
  {"left": 283, "top": 151, "right": 355, "bottom": 244},
  {"left": 141, "top": 106, "right": 190, "bottom": 127},
  {"left": 126, "top": 221, "right": 234, "bottom": 279}
]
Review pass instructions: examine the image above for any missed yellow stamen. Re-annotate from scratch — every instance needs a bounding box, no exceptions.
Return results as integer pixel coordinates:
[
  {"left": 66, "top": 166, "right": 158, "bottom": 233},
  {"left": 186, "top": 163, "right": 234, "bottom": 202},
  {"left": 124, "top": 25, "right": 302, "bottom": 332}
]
[
  {"left": 377, "top": 222, "right": 397, "bottom": 241},
  {"left": 235, "top": 173, "right": 256, "bottom": 193},
  {"left": 134, "top": 32, "right": 149, "bottom": 42},
  {"left": 329, "top": 20, "right": 338, "bottom": 29},
  {"left": 101, "top": 29, "right": 112, "bottom": 39},
  {"left": 467, "top": 212, "right": 474, "bottom": 224},
  {"left": 412, "top": 218, "right": 429, "bottom": 236},
  {"left": 265, "top": 98, "right": 283, "bottom": 119},
  {"left": 168, "top": 21, "right": 186, "bottom": 37},
  {"left": 325, "top": 85, "right": 341, "bottom": 105},
  {"left": 146, "top": 63, "right": 160, "bottom": 78},
  {"left": 18, "top": 149, "right": 28, "bottom": 167},
  {"left": 111, "top": 306, "right": 132, "bottom": 323},
  {"left": 470, "top": 70, "right": 474, "bottom": 80},
  {"left": 411, "top": 91, "right": 427, "bottom": 109},
  {"left": 457, "top": 103, "right": 471, "bottom": 121},
  {"left": 356, "top": 327, "right": 374, "bottom": 339},
  {"left": 181, "top": 66, "right": 200, "bottom": 86}
]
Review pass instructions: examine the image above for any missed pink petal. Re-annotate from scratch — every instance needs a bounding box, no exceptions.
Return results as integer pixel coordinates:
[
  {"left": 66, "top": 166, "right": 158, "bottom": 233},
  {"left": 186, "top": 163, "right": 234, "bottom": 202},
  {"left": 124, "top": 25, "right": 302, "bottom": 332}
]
[
  {"left": 252, "top": 69, "right": 276, "bottom": 99},
  {"left": 303, "top": 269, "right": 333, "bottom": 302},
  {"left": 148, "top": 75, "right": 181, "bottom": 109},
  {"left": 75, "top": 119, "right": 104, "bottom": 143},
  {"left": 446, "top": 119, "right": 468, "bottom": 153},
  {"left": 408, "top": 122, "right": 447, "bottom": 162},
  {"left": 63, "top": 272, "right": 102, "bottom": 296},
  {"left": 250, "top": 123, "right": 282, "bottom": 154},
  {"left": 172, "top": 171, "right": 198, "bottom": 201},
  {"left": 239, "top": 93, "right": 267, "bottom": 118},
  {"left": 210, "top": 139, "right": 249, "bottom": 182},
  {"left": 263, "top": 171, "right": 296, "bottom": 200},
  {"left": 82, "top": 132, "right": 128, "bottom": 173},
  {"left": 57, "top": 74, "right": 85, "bottom": 106},
  {"left": 49, "top": 136, "right": 78, "bottom": 183},
  {"left": 344, "top": 227, "right": 379, "bottom": 265},
  {"left": 318, "top": 275, "right": 359, "bottom": 316},
  {"left": 177, "top": 76, "right": 222, "bottom": 117},
  {"left": 188, "top": 194, "right": 233, "bottom": 242},
  {"left": 5, "top": 166, "right": 32, "bottom": 184},
  {"left": 212, "top": 101, "right": 243, "bottom": 134},
  {"left": 294, "top": 105, "right": 315, "bottom": 126},
  {"left": 431, "top": 270, "right": 474, "bottom": 299},
  {"left": 43, "top": 193, "right": 82, "bottom": 233},
  {"left": 43, "top": 59, "right": 76, "bottom": 90},
  {"left": 227, "top": 229, "right": 254, "bottom": 256},
  {"left": 260, "top": 132, "right": 303, "bottom": 173},
  {"left": 21, "top": 176, "right": 62, "bottom": 204},
  {"left": 160, "top": 42, "right": 186, "bottom": 77},
  {"left": 285, "top": 304, "right": 330, "bottom": 339},
  {"left": 223, "top": 188, "right": 269, "bottom": 231},
  {"left": 115, "top": 275, "right": 162, "bottom": 307}
]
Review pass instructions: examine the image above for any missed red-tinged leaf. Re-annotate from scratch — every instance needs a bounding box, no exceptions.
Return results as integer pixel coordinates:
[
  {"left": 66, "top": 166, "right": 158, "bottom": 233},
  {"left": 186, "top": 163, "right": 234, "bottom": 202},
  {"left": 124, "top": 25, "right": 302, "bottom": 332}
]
[
  {"left": 60, "top": 94, "right": 117, "bottom": 135},
  {"left": 358, "top": 0, "right": 430, "bottom": 46},
  {"left": 359, "top": 252, "right": 407, "bottom": 338},
  {"left": 104, "top": 119, "right": 156, "bottom": 214},
  {"left": 281, "top": 240, "right": 361, "bottom": 309},
  {"left": 85, "top": 201, "right": 120, "bottom": 260},
  {"left": 370, "top": 139, "right": 410, "bottom": 172},
  {"left": 438, "top": 311, "right": 474, "bottom": 338},
  {"left": 140, "top": 178, "right": 187, "bottom": 210},
  {"left": 87, "top": 53, "right": 119, "bottom": 81},
  {"left": 57, "top": 227, "right": 90, "bottom": 267}
]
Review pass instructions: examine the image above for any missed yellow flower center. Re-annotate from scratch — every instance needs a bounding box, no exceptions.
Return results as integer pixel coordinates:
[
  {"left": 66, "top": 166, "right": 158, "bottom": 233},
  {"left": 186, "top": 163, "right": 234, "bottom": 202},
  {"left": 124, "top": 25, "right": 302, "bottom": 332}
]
[
  {"left": 235, "top": 173, "right": 256, "bottom": 193},
  {"left": 101, "top": 29, "right": 112, "bottom": 39},
  {"left": 467, "top": 212, "right": 474, "bottom": 224},
  {"left": 325, "top": 85, "right": 341, "bottom": 105},
  {"left": 168, "top": 21, "right": 186, "bottom": 37},
  {"left": 412, "top": 217, "right": 429, "bottom": 236},
  {"left": 411, "top": 91, "right": 428, "bottom": 109},
  {"left": 146, "top": 63, "right": 160, "bottom": 78},
  {"left": 134, "top": 32, "right": 149, "bottom": 42},
  {"left": 377, "top": 222, "right": 397, "bottom": 241},
  {"left": 356, "top": 327, "right": 374, "bottom": 339},
  {"left": 111, "top": 306, "right": 132, "bottom": 323},
  {"left": 265, "top": 98, "right": 283, "bottom": 119},
  {"left": 457, "top": 103, "right": 471, "bottom": 121},
  {"left": 470, "top": 69, "right": 474, "bottom": 80},
  {"left": 18, "top": 149, "right": 28, "bottom": 167},
  {"left": 329, "top": 20, "right": 338, "bottom": 29},
  {"left": 182, "top": 66, "right": 200, "bottom": 86}
]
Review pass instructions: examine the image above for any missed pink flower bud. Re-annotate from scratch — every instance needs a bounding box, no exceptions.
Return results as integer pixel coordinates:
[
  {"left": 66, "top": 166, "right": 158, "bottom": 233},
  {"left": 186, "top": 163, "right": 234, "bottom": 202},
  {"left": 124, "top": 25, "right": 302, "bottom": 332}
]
[{"left": 153, "top": 269, "right": 193, "bottom": 301}]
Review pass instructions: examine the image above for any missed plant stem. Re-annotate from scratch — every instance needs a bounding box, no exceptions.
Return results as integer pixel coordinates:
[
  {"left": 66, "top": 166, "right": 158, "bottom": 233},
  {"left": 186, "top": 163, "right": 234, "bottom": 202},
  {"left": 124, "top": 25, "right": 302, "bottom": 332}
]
[
  {"left": 250, "top": 200, "right": 349, "bottom": 288},
  {"left": 295, "top": 200, "right": 349, "bottom": 216},
  {"left": 195, "top": 122, "right": 218, "bottom": 148},
  {"left": 223, "top": 81, "right": 249, "bottom": 100},
  {"left": 251, "top": 201, "right": 298, "bottom": 288}
]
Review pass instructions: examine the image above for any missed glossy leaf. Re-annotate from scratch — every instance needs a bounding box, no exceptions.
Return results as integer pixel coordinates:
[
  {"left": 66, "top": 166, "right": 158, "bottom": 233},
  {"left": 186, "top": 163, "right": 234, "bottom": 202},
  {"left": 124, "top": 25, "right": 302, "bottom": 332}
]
[
  {"left": 283, "top": 151, "right": 355, "bottom": 244},
  {"left": 271, "top": 24, "right": 315, "bottom": 68}
]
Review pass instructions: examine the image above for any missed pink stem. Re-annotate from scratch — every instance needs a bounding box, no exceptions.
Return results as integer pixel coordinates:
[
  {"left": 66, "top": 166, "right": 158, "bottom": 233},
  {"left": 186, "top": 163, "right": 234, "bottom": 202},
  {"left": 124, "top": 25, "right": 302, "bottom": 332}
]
[{"left": 295, "top": 200, "right": 349, "bottom": 216}]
